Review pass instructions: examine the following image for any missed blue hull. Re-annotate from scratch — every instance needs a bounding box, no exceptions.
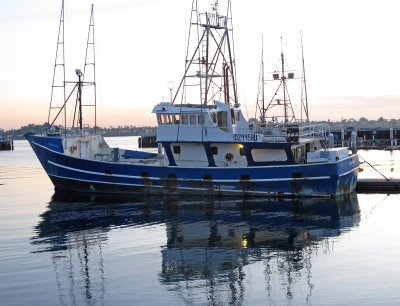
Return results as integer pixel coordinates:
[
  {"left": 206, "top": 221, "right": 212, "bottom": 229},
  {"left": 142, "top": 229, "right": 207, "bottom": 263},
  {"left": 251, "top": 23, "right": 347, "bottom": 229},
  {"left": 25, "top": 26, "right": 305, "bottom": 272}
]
[{"left": 26, "top": 134, "right": 359, "bottom": 197}]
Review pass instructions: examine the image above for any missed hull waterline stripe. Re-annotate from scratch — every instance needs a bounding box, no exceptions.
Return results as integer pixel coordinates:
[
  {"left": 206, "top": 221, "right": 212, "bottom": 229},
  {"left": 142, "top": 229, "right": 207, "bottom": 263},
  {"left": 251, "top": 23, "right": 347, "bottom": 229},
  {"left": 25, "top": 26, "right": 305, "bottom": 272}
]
[
  {"left": 338, "top": 166, "right": 359, "bottom": 177},
  {"left": 48, "top": 160, "right": 331, "bottom": 183},
  {"left": 47, "top": 174, "right": 330, "bottom": 197}
]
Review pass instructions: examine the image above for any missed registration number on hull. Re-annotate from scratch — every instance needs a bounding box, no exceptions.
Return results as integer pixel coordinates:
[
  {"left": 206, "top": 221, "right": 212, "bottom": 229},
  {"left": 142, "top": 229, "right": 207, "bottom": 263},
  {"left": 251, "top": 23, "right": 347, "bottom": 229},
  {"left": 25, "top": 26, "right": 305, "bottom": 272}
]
[{"left": 233, "top": 133, "right": 258, "bottom": 142}]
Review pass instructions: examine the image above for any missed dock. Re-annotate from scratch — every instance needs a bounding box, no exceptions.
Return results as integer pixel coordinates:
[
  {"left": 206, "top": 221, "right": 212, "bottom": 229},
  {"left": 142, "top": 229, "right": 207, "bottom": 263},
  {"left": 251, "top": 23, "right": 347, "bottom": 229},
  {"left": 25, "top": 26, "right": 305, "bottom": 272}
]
[
  {"left": 0, "top": 139, "right": 14, "bottom": 150},
  {"left": 356, "top": 179, "right": 400, "bottom": 193},
  {"left": 331, "top": 127, "right": 400, "bottom": 150},
  {"left": 138, "top": 135, "right": 157, "bottom": 148}
]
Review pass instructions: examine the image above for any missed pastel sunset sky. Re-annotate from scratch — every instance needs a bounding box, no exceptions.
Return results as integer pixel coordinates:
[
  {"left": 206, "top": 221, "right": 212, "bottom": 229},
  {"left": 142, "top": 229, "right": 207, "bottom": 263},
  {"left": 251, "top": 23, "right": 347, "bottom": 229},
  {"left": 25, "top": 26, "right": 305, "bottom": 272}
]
[{"left": 1, "top": 0, "right": 399, "bottom": 130}]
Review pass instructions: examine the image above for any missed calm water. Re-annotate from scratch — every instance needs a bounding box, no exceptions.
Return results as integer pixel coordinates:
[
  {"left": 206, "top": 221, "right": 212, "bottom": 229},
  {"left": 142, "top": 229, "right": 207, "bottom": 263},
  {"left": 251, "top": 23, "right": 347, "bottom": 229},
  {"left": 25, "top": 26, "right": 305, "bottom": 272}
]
[{"left": 0, "top": 138, "right": 399, "bottom": 305}]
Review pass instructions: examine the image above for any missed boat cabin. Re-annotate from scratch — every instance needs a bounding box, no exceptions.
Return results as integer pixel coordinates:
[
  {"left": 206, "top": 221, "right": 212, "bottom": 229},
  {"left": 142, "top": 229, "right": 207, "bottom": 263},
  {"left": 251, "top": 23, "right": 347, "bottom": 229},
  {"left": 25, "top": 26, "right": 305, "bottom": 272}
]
[{"left": 152, "top": 101, "right": 330, "bottom": 168}]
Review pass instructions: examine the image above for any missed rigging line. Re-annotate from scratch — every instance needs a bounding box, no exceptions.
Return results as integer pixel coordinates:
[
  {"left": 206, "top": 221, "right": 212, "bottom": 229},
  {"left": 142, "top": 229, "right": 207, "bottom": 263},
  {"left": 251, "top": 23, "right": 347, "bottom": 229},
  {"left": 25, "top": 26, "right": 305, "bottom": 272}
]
[
  {"left": 50, "top": 83, "right": 79, "bottom": 128},
  {"left": 359, "top": 154, "right": 390, "bottom": 181}
]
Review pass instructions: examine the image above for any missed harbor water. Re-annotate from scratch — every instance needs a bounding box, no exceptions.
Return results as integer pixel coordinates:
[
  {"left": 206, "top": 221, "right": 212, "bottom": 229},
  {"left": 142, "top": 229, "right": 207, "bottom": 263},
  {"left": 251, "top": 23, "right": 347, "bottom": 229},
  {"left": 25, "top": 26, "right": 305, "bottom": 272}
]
[{"left": 1, "top": 137, "right": 399, "bottom": 305}]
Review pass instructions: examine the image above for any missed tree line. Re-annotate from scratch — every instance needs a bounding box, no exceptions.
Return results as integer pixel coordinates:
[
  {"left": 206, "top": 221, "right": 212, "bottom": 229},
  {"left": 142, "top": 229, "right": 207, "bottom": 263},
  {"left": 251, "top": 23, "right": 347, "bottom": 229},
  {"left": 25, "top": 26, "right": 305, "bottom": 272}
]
[{"left": 1, "top": 117, "right": 400, "bottom": 140}]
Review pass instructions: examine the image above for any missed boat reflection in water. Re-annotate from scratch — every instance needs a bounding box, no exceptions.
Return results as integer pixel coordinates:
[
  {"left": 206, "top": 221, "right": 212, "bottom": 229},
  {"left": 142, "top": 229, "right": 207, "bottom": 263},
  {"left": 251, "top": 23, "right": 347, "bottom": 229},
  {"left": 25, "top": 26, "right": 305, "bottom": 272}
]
[{"left": 32, "top": 193, "right": 360, "bottom": 304}]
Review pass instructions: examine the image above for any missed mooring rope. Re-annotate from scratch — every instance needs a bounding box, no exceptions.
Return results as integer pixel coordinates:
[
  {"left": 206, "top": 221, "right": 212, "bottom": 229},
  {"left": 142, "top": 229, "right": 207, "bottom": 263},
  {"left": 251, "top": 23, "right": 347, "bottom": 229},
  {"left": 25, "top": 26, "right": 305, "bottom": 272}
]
[{"left": 358, "top": 154, "right": 390, "bottom": 181}]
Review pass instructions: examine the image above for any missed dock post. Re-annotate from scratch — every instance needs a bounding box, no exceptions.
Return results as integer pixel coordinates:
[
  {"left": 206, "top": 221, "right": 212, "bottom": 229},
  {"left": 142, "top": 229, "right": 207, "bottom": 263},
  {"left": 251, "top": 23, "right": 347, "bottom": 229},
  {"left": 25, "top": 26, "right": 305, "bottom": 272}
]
[
  {"left": 351, "top": 131, "right": 357, "bottom": 152},
  {"left": 373, "top": 130, "right": 376, "bottom": 147},
  {"left": 341, "top": 128, "right": 344, "bottom": 147},
  {"left": 390, "top": 128, "right": 393, "bottom": 148}
]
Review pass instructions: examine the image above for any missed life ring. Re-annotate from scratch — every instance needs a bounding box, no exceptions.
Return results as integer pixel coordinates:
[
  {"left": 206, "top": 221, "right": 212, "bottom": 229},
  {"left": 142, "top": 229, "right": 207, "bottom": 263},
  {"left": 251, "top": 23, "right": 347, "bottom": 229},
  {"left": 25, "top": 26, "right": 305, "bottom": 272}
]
[
  {"left": 70, "top": 146, "right": 77, "bottom": 153},
  {"left": 225, "top": 152, "right": 234, "bottom": 162}
]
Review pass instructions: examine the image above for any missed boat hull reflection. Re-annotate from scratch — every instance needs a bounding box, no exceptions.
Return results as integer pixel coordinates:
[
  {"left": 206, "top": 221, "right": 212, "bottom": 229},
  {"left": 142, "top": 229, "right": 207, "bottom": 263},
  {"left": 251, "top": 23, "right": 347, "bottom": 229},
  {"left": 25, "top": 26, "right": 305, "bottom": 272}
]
[{"left": 32, "top": 192, "right": 360, "bottom": 304}]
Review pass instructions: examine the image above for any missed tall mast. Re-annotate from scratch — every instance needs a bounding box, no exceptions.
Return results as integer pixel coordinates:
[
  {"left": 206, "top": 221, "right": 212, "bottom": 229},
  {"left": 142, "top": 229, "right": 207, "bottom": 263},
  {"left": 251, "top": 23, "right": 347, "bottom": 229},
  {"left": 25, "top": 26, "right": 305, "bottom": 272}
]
[
  {"left": 76, "top": 69, "right": 83, "bottom": 130},
  {"left": 262, "top": 36, "right": 265, "bottom": 120},
  {"left": 263, "top": 37, "right": 296, "bottom": 124},
  {"left": 280, "top": 37, "right": 288, "bottom": 123},
  {"left": 83, "top": 4, "right": 97, "bottom": 132},
  {"left": 172, "top": 0, "right": 237, "bottom": 106},
  {"left": 47, "top": 3, "right": 97, "bottom": 134},
  {"left": 255, "top": 35, "right": 265, "bottom": 122},
  {"left": 300, "top": 31, "right": 309, "bottom": 122},
  {"left": 48, "top": 0, "right": 66, "bottom": 132}
]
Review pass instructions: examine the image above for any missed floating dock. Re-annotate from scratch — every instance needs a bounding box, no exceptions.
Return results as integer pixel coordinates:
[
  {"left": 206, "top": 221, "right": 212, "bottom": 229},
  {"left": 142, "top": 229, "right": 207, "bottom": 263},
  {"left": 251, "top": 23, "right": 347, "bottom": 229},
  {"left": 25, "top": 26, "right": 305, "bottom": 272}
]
[
  {"left": 331, "top": 127, "right": 400, "bottom": 150},
  {"left": 0, "top": 139, "right": 14, "bottom": 150},
  {"left": 356, "top": 179, "right": 400, "bottom": 193},
  {"left": 138, "top": 135, "right": 157, "bottom": 148}
]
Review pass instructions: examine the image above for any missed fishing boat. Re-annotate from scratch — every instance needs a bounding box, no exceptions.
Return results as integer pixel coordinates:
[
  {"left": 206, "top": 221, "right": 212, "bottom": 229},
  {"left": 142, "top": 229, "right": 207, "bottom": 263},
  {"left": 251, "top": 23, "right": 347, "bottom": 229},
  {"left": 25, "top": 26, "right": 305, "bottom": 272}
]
[{"left": 26, "top": 0, "right": 359, "bottom": 197}]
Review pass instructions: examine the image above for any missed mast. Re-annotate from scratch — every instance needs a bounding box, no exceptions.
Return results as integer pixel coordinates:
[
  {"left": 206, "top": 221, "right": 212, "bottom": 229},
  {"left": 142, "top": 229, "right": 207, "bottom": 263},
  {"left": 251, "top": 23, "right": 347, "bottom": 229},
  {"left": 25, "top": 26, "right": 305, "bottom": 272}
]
[
  {"left": 76, "top": 69, "right": 83, "bottom": 130},
  {"left": 280, "top": 37, "right": 288, "bottom": 123},
  {"left": 48, "top": 0, "right": 66, "bottom": 132},
  {"left": 83, "top": 4, "right": 97, "bottom": 132},
  {"left": 172, "top": 0, "right": 237, "bottom": 107},
  {"left": 47, "top": 3, "right": 97, "bottom": 134},
  {"left": 263, "top": 37, "right": 296, "bottom": 124},
  {"left": 300, "top": 31, "right": 309, "bottom": 122},
  {"left": 255, "top": 35, "right": 265, "bottom": 122}
]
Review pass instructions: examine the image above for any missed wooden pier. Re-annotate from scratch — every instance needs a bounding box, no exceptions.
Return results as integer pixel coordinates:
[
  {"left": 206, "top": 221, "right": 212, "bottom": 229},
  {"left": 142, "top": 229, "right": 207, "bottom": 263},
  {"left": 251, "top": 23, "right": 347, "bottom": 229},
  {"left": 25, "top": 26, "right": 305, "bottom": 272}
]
[{"left": 356, "top": 179, "right": 400, "bottom": 193}]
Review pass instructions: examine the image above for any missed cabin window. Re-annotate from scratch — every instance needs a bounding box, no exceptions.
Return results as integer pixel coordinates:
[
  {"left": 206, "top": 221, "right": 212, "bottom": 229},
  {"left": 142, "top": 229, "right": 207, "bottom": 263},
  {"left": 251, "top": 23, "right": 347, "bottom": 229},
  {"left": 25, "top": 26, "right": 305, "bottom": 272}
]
[
  {"left": 198, "top": 114, "right": 204, "bottom": 125},
  {"left": 251, "top": 149, "right": 287, "bottom": 162},
  {"left": 174, "top": 114, "right": 180, "bottom": 124},
  {"left": 190, "top": 114, "right": 196, "bottom": 125},
  {"left": 166, "top": 114, "right": 172, "bottom": 125},
  {"left": 241, "top": 174, "right": 250, "bottom": 181},
  {"left": 157, "top": 115, "right": 164, "bottom": 125},
  {"left": 182, "top": 114, "right": 188, "bottom": 124},
  {"left": 217, "top": 111, "right": 227, "bottom": 131},
  {"left": 211, "top": 146, "right": 218, "bottom": 155},
  {"left": 211, "top": 113, "right": 217, "bottom": 124},
  {"left": 203, "top": 174, "right": 212, "bottom": 181},
  {"left": 230, "top": 109, "right": 235, "bottom": 124},
  {"left": 173, "top": 146, "right": 181, "bottom": 154},
  {"left": 235, "top": 111, "right": 240, "bottom": 121}
]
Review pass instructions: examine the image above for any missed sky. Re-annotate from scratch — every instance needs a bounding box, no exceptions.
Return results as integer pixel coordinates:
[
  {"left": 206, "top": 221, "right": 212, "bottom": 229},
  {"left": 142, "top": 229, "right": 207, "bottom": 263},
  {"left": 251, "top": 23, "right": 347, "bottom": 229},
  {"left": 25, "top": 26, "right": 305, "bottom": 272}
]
[{"left": 1, "top": 0, "right": 400, "bottom": 130}]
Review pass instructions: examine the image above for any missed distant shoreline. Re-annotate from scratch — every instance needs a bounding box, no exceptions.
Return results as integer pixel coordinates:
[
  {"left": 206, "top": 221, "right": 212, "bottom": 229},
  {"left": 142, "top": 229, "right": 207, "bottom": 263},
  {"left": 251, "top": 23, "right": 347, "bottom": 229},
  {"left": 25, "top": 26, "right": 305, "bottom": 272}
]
[{"left": 2, "top": 118, "right": 400, "bottom": 140}]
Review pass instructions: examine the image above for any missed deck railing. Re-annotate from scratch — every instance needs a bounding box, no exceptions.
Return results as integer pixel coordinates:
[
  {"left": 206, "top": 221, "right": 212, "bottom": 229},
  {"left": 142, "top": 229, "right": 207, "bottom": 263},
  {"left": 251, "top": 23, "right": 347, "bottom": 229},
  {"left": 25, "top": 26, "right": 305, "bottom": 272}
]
[{"left": 234, "top": 123, "right": 330, "bottom": 143}]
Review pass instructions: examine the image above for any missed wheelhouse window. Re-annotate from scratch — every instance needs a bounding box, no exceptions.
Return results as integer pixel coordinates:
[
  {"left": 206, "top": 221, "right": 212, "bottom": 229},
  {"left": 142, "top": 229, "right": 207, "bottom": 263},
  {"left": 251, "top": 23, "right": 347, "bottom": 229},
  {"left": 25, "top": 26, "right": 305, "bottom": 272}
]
[
  {"left": 217, "top": 111, "right": 228, "bottom": 131},
  {"left": 190, "top": 114, "right": 196, "bottom": 125},
  {"left": 235, "top": 111, "right": 240, "bottom": 121},
  {"left": 174, "top": 114, "right": 180, "bottom": 124},
  {"left": 230, "top": 109, "right": 235, "bottom": 124},
  {"left": 198, "top": 114, "right": 204, "bottom": 125},
  {"left": 211, "top": 113, "right": 217, "bottom": 124},
  {"left": 166, "top": 114, "right": 172, "bottom": 125},
  {"left": 157, "top": 115, "right": 164, "bottom": 125},
  {"left": 182, "top": 114, "right": 188, "bottom": 125}
]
